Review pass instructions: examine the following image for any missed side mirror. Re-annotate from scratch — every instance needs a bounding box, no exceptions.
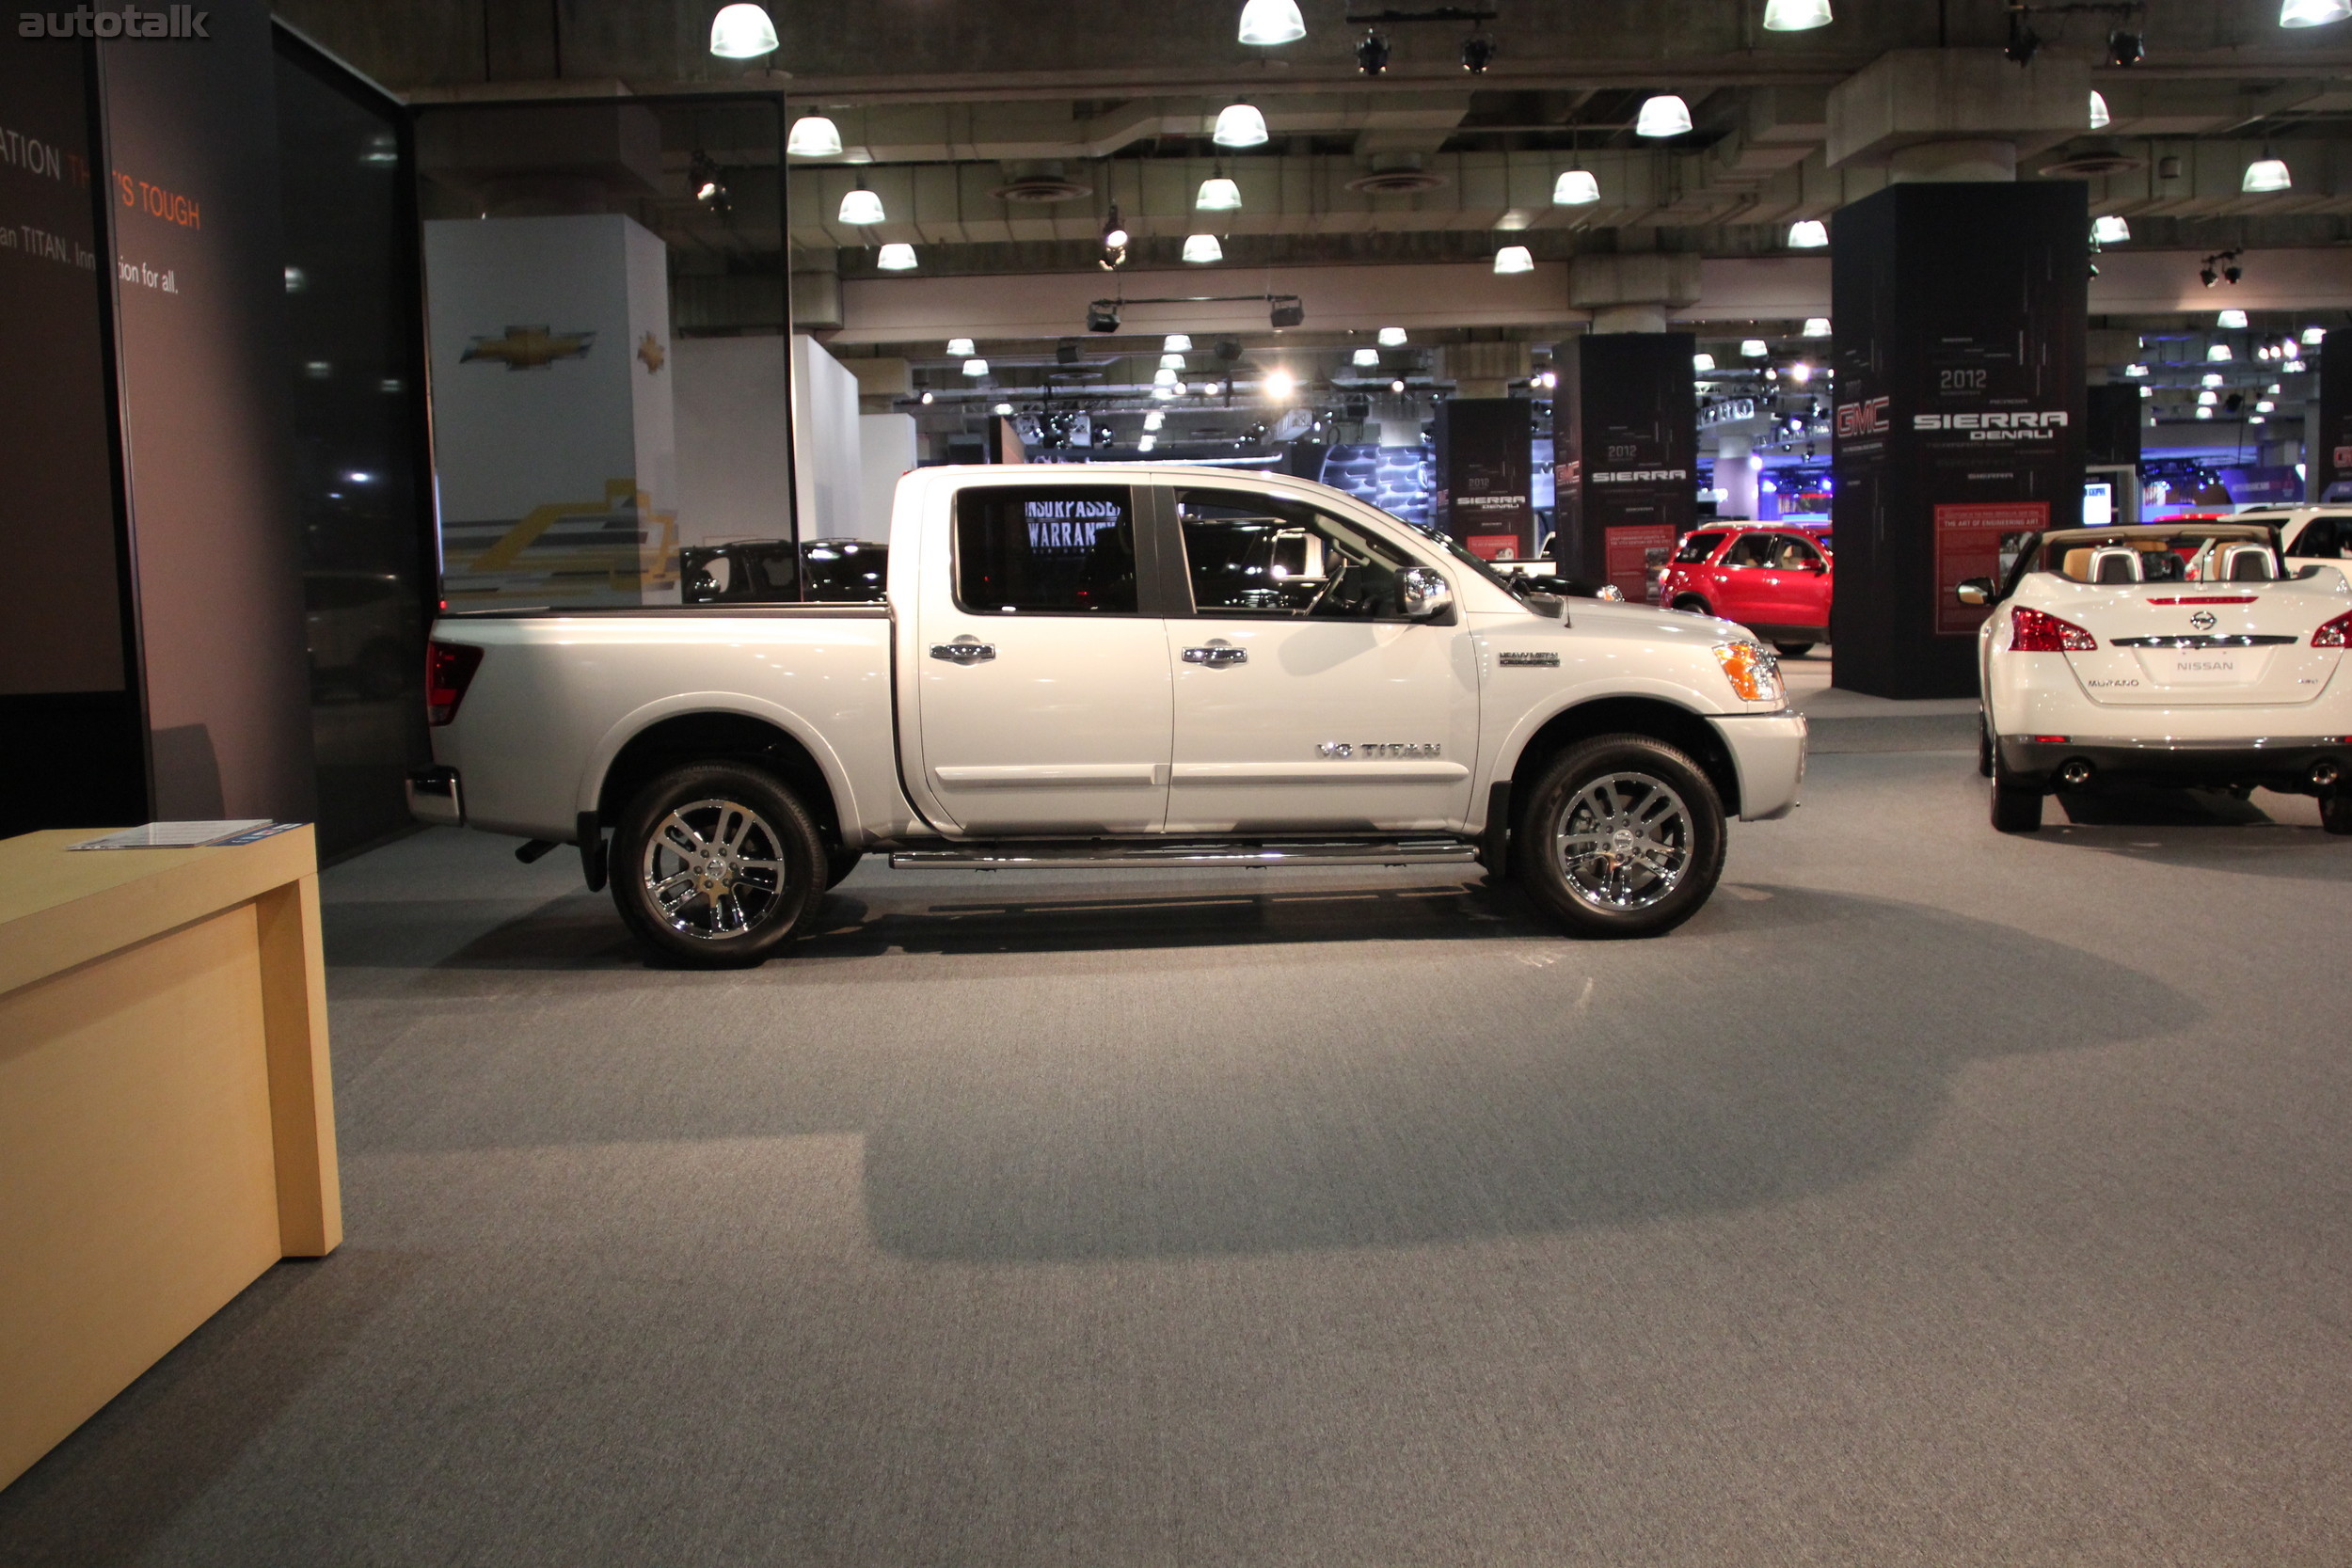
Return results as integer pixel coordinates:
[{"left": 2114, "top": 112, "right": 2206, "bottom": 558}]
[
  {"left": 1400, "top": 566, "right": 1454, "bottom": 623},
  {"left": 1954, "top": 578, "right": 1994, "bottom": 607}
]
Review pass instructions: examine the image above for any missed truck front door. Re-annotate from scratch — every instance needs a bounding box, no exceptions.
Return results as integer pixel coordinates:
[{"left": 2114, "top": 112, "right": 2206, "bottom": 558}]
[
  {"left": 1160, "top": 486, "right": 1477, "bottom": 833},
  {"left": 914, "top": 483, "right": 1172, "bottom": 834}
]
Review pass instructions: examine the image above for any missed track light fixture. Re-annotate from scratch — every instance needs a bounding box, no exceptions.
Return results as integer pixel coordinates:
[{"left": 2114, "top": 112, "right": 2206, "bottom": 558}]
[
  {"left": 2199, "top": 249, "right": 2243, "bottom": 287},
  {"left": 691, "top": 152, "right": 729, "bottom": 213},
  {"left": 1087, "top": 300, "right": 1121, "bottom": 333},
  {"left": 2106, "top": 27, "right": 2143, "bottom": 63},
  {"left": 1100, "top": 202, "right": 1129, "bottom": 269},
  {"left": 1459, "top": 30, "right": 1497, "bottom": 71},
  {"left": 1356, "top": 28, "right": 1392, "bottom": 73},
  {"left": 2003, "top": 6, "right": 2041, "bottom": 64}
]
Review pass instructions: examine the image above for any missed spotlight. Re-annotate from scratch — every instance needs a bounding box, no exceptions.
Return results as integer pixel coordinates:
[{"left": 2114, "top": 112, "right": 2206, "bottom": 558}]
[
  {"left": 1102, "top": 203, "right": 1128, "bottom": 252},
  {"left": 1087, "top": 300, "right": 1121, "bottom": 334},
  {"left": 2091, "top": 214, "right": 2131, "bottom": 244},
  {"left": 1269, "top": 295, "right": 1305, "bottom": 327},
  {"left": 1552, "top": 169, "right": 1599, "bottom": 205},
  {"left": 1215, "top": 338, "right": 1245, "bottom": 363},
  {"left": 1788, "top": 361, "right": 1812, "bottom": 384},
  {"left": 1183, "top": 234, "right": 1224, "bottom": 262},
  {"left": 1356, "top": 28, "right": 1391, "bottom": 74},
  {"left": 708, "top": 2, "right": 778, "bottom": 58},
  {"left": 691, "top": 152, "right": 729, "bottom": 212},
  {"left": 2004, "top": 8, "right": 2041, "bottom": 65},
  {"left": 1391, "top": 379, "right": 1406, "bottom": 393},
  {"left": 2106, "top": 28, "right": 2142, "bottom": 65},
  {"left": 1635, "top": 95, "right": 1693, "bottom": 138},
  {"left": 1264, "top": 368, "right": 1296, "bottom": 401},
  {"left": 1236, "top": 0, "right": 1306, "bottom": 45},
  {"left": 787, "top": 116, "right": 843, "bottom": 158},
  {"left": 1460, "top": 31, "right": 1497, "bottom": 72},
  {"left": 919, "top": 390, "right": 934, "bottom": 404},
  {"left": 1354, "top": 347, "right": 1379, "bottom": 367},
  {"left": 876, "top": 243, "right": 917, "bottom": 271},
  {"left": 1214, "top": 103, "right": 1269, "bottom": 149},
  {"left": 1788, "top": 219, "right": 1828, "bottom": 248},
  {"left": 1378, "top": 326, "right": 1407, "bottom": 347}
]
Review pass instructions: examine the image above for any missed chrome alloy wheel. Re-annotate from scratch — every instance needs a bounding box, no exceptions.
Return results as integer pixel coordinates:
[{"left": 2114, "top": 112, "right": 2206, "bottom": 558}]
[
  {"left": 640, "top": 797, "right": 788, "bottom": 940},
  {"left": 1551, "top": 771, "right": 1693, "bottom": 913}
]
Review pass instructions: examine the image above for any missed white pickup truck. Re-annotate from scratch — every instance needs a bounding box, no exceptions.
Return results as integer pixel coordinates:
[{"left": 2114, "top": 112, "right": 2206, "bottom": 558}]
[{"left": 409, "top": 466, "right": 1806, "bottom": 965}]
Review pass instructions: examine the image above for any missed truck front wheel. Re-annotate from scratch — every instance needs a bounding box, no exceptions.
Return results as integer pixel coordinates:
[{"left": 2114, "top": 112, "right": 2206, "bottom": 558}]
[
  {"left": 1513, "top": 735, "right": 1727, "bottom": 940},
  {"left": 612, "top": 762, "right": 827, "bottom": 966}
]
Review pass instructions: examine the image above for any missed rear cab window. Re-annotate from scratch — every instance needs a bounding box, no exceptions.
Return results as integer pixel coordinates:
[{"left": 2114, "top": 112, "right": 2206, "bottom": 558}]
[{"left": 952, "top": 486, "right": 1138, "bottom": 614}]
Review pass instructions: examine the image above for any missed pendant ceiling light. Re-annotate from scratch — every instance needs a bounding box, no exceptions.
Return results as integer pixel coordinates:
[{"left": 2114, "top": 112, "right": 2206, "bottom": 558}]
[
  {"left": 2280, "top": 0, "right": 2352, "bottom": 24},
  {"left": 1144, "top": 411, "right": 1165, "bottom": 430},
  {"left": 1788, "top": 219, "right": 1828, "bottom": 248},
  {"left": 1182, "top": 233, "right": 1224, "bottom": 262},
  {"left": 1138, "top": 434, "right": 1157, "bottom": 451},
  {"left": 787, "top": 115, "right": 843, "bottom": 157},
  {"left": 1160, "top": 353, "right": 1186, "bottom": 369},
  {"left": 993, "top": 402, "right": 1013, "bottom": 416},
  {"left": 1213, "top": 103, "right": 1269, "bottom": 148},
  {"left": 2199, "top": 390, "right": 2218, "bottom": 405},
  {"left": 1195, "top": 176, "right": 1243, "bottom": 211},
  {"left": 1353, "top": 347, "right": 1380, "bottom": 366},
  {"left": 1165, "top": 335, "right": 1194, "bottom": 352},
  {"left": 1552, "top": 168, "right": 1600, "bottom": 205},
  {"left": 1378, "top": 326, "right": 1407, "bottom": 346},
  {"left": 1153, "top": 367, "right": 1179, "bottom": 386},
  {"left": 2208, "top": 343, "right": 2233, "bottom": 361},
  {"left": 876, "top": 244, "right": 917, "bottom": 271},
  {"left": 837, "top": 183, "right": 884, "bottom": 225},
  {"left": 2088, "top": 91, "right": 2111, "bottom": 131},
  {"left": 1493, "top": 245, "right": 1534, "bottom": 275},
  {"left": 1803, "top": 318, "right": 1832, "bottom": 337},
  {"left": 1635, "top": 95, "right": 1693, "bottom": 138},
  {"left": 1761, "top": 0, "right": 1834, "bottom": 28},
  {"left": 1741, "top": 339, "right": 1768, "bottom": 356},
  {"left": 2217, "top": 309, "right": 2249, "bottom": 328},
  {"left": 962, "top": 357, "right": 989, "bottom": 376},
  {"left": 2090, "top": 214, "right": 2131, "bottom": 244},
  {"left": 946, "top": 338, "right": 976, "bottom": 357},
  {"left": 1236, "top": 0, "right": 1307, "bottom": 45},
  {"left": 1692, "top": 352, "right": 1717, "bottom": 372},
  {"left": 708, "top": 3, "right": 779, "bottom": 57},
  {"left": 2242, "top": 155, "right": 2292, "bottom": 192},
  {"left": 2306, "top": 326, "right": 2328, "bottom": 343}
]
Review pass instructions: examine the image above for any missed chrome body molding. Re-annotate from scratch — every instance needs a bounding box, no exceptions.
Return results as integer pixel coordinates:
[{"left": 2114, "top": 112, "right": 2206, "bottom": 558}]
[{"left": 889, "top": 837, "right": 1482, "bottom": 870}]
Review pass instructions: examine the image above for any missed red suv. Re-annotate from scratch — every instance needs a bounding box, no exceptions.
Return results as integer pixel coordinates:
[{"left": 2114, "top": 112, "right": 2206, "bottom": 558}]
[{"left": 1655, "top": 525, "right": 1832, "bottom": 657}]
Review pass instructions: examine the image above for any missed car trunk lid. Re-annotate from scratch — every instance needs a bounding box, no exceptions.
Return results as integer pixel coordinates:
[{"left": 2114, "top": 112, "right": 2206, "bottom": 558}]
[{"left": 2058, "top": 579, "right": 2347, "bottom": 705}]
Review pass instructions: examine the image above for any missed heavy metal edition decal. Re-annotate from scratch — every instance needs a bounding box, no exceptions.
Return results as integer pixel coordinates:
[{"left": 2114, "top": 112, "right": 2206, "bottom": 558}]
[
  {"left": 1317, "top": 741, "right": 1443, "bottom": 758},
  {"left": 1498, "top": 651, "right": 1561, "bottom": 667}
]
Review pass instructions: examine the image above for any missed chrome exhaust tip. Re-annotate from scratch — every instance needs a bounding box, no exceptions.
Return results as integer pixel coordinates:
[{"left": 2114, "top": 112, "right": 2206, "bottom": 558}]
[
  {"left": 2312, "top": 761, "right": 2342, "bottom": 789},
  {"left": 2059, "top": 758, "right": 2095, "bottom": 787}
]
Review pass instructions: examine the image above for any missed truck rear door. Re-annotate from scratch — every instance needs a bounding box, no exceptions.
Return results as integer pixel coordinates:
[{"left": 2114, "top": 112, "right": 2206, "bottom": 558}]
[
  {"left": 912, "top": 482, "right": 1173, "bottom": 833},
  {"left": 1158, "top": 485, "right": 1477, "bottom": 833}
]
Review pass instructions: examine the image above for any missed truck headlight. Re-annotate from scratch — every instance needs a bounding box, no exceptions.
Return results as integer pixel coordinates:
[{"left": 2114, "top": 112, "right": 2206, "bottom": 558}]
[{"left": 1714, "top": 641, "right": 1784, "bottom": 704}]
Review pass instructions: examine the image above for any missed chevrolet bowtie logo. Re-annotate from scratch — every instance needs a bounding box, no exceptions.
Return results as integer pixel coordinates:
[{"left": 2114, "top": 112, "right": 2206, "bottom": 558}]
[{"left": 461, "top": 325, "right": 596, "bottom": 371}]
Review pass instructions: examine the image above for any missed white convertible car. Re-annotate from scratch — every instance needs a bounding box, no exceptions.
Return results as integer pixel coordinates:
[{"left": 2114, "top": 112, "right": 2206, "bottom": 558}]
[{"left": 1957, "top": 522, "right": 2352, "bottom": 835}]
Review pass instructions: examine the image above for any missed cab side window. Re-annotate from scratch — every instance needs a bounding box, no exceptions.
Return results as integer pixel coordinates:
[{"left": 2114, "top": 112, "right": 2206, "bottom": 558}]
[
  {"left": 1769, "top": 535, "right": 1823, "bottom": 570},
  {"left": 1672, "top": 531, "right": 1726, "bottom": 565},
  {"left": 953, "top": 486, "right": 1138, "bottom": 614},
  {"left": 1719, "top": 533, "right": 1776, "bottom": 568},
  {"left": 2295, "top": 516, "right": 2345, "bottom": 559},
  {"left": 1176, "top": 490, "right": 1421, "bottom": 619}
]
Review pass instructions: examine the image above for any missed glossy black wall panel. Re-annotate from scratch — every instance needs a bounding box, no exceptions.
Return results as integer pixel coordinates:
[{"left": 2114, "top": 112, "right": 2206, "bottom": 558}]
[{"left": 1553, "top": 332, "right": 1697, "bottom": 597}]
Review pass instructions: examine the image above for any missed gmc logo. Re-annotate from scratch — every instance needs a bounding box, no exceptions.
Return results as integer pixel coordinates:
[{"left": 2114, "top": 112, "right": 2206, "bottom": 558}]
[{"left": 1836, "top": 398, "right": 1888, "bottom": 437}]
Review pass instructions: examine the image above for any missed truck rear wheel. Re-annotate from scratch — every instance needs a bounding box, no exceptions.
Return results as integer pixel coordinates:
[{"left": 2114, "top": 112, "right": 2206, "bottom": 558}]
[
  {"left": 1513, "top": 735, "right": 1726, "bottom": 940},
  {"left": 2321, "top": 786, "right": 2351, "bottom": 836},
  {"left": 612, "top": 762, "right": 826, "bottom": 966}
]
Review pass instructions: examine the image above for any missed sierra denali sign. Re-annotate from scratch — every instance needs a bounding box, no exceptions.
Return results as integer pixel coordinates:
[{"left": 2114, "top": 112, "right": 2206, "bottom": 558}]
[
  {"left": 1590, "top": 467, "right": 1689, "bottom": 484},
  {"left": 1912, "top": 410, "right": 2070, "bottom": 439}
]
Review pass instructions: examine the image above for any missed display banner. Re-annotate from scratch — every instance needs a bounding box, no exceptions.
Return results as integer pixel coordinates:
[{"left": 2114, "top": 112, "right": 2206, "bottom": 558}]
[
  {"left": 1605, "top": 523, "right": 1676, "bottom": 602},
  {"left": 99, "top": 0, "right": 316, "bottom": 819},
  {"left": 2319, "top": 338, "right": 2350, "bottom": 502},
  {"left": 1553, "top": 332, "right": 1697, "bottom": 583},
  {"left": 1434, "top": 397, "right": 1533, "bottom": 559},
  {"left": 1831, "top": 182, "right": 2086, "bottom": 698}
]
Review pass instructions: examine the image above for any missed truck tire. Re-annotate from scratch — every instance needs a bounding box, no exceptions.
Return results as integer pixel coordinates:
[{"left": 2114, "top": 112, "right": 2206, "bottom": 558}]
[
  {"left": 611, "top": 762, "right": 827, "bottom": 967},
  {"left": 1671, "top": 595, "right": 1710, "bottom": 617},
  {"left": 1988, "top": 737, "right": 2042, "bottom": 834},
  {"left": 1513, "top": 735, "right": 1726, "bottom": 940},
  {"left": 1977, "top": 714, "right": 1994, "bottom": 778},
  {"left": 2321, "top": 786, "right": 2351, "bottom": 836},
  {"left": 1772, "top": 641, "right": 1814, "bottom": 659},
  {"left": 824, "top": 845, "right": 865, "bottom": 888}
]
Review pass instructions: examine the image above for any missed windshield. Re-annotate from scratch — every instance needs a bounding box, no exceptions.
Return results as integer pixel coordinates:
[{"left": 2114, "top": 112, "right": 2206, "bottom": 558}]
[{"left": 1379, "top": 512, "right": 1525, "bottom": 595}]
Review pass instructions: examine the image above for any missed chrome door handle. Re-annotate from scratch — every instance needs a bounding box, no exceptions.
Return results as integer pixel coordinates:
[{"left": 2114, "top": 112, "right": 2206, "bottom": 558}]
[
  {"left": 1182, "top": 645, "right": 1248, "bottom": 667},
  {"left": 929, "top": 638, "right": 996, "bottom": 665}
]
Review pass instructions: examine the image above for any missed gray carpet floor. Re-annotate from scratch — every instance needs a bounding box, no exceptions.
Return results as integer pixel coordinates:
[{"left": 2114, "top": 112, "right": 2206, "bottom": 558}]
[{"left": 5, "top": 751, "right": 2350, "bottom": 1565}]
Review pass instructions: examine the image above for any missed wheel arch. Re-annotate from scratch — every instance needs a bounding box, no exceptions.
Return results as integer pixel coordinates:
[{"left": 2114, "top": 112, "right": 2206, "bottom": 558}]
[
  {"left": 586, "top": 701, "right": 855, "bottom": 852},
  {"left": 1503, "top": 695, "right": 1743, "bottom": 818}
]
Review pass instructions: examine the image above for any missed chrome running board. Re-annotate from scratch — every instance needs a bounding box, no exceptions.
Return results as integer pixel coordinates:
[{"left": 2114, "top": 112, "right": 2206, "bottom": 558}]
[{"left": 889, "top": 837, "right": 1481, "bottom": 871}]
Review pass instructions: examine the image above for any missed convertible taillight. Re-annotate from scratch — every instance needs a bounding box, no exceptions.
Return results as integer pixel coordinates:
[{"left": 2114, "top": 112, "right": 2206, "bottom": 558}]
[
  {"left": 2010, "top": 606, "right": 2097, "bottom": 652},
  {"left": 426, "top": 641, "right": 484, "bottom": 726},
  {"left": 2313, "top": 610, "right": 2352, "bottom": 649}
]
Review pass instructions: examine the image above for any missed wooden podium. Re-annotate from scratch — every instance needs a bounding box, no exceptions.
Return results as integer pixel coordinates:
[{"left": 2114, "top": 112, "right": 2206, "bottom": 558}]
[{"left": 0, "top": 826, "right": 341, "bottom": 1492}]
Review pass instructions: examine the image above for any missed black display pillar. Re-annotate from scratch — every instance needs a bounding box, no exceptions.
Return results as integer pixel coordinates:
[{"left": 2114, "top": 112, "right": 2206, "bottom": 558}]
[
  {"left": 1830, "top": 181, "right": 2087, "bottom": 699},
  {"left": 2317, "top": 335, "right": 2349, "bottom": 502},
  {"left": 1552, "top": 332, "right": 1697, "bottom": 600},
  {"left": 1434, "top": 398, "right": 1534, "bottom": 561},
  {"left": 2085, "top": 383, "right": 2141, "bottom": 467}
]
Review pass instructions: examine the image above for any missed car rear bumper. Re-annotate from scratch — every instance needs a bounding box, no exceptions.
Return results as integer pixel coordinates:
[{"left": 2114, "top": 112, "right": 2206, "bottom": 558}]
[
  {"left": 1710, "top": 712, "right": 1808, "bottom": 820},
  {"left": 1997, "top": 734, "right": 2352, "bottom": 793}
]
